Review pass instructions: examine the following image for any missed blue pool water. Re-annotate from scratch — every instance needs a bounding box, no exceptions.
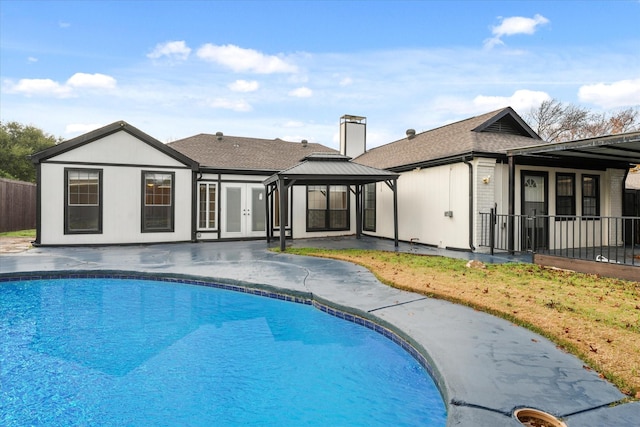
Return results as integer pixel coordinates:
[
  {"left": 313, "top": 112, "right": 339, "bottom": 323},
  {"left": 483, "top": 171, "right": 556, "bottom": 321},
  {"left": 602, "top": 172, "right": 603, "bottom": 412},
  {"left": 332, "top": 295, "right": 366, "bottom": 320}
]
[{"left": 1, "top": 278, "right": 446, "bottom": 426}]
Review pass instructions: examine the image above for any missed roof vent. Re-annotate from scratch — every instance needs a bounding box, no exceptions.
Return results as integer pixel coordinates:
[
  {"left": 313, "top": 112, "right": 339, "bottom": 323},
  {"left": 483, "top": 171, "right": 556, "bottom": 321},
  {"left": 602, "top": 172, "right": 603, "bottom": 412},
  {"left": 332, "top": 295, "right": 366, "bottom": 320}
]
[
  {"left": 301, "top": 139, "right": 308, "bottom": 147},
  {"left": 406, "top": 129, "right": 416, "bottom": 139},
  {"left": 215, "top": 131, "right": 223, "bottom": 140}
]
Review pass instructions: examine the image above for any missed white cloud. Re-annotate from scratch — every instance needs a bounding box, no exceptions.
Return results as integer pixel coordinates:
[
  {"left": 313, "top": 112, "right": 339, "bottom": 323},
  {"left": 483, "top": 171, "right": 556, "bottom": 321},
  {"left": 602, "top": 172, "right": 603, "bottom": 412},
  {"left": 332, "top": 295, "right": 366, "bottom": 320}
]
[
  {"left": 228, "top": 79, "right": 259, "bottom": 92},
  {"left": 196, "top": 44, "right": 298, "bottom": 74},
  {"left": 473, "top": 89, "right": 551, "bottom": 112},
  {"left": 27, "top": 57, "right": 38, "bottom": 63},
  {"left": 65, "top": 123, "right": 103, "bottom": 135},
  {"left": 5, "top": 72, "right": 117, "bottom": 98},
  {"left": 66, "top": 73, "right": 117, "bottom": 89},
  {"left": 6, "top": 78, "right": 73, "bottom": 98},
  {"left": 485, "top": 14, "right": 549, "bottom": 48},
  {"left": 578, "top": 78, "right": 640, "bottom": 109},
  {"left": 206, "top": 98, "right": 253, "bottom": 112},
  {"left": 339, "top": 77, "right": 353, "bottom": 86},
  {"left": 289, "top": 87, "right": 313, "bottom": 98},
  {"left": 147, "top": 41, "right": 191, "bottom": 61},
  {"left": 58, "top": 21, "right": 70, "bottom": 29}
]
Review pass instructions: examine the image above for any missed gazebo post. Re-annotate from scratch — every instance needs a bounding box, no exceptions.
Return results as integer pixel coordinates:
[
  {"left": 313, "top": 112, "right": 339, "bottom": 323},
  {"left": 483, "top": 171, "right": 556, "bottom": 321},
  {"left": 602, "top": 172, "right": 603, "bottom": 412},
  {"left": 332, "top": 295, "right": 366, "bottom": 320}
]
[
  {"left": 393, "top": 179, "right": 399, "bottom": 247},
  {"left": 355, "top": 184, "right": 362, "bottom": 239},
  {"left": 278, "top": 177, "right": 287, "bottom": 251},
  {"left": 265, "top": 183, "right": 271, "bottom": 243}
]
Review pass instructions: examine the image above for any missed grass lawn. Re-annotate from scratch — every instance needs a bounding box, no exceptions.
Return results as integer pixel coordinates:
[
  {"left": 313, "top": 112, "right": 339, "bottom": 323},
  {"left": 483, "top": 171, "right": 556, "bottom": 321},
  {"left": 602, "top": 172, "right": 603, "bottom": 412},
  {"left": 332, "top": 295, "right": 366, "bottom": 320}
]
[
  {"left": 286, "top": 248, "right": 640, "bottom": 397},
  {"left": 0, "top": 229, "right": 36, "bottom": 238}
]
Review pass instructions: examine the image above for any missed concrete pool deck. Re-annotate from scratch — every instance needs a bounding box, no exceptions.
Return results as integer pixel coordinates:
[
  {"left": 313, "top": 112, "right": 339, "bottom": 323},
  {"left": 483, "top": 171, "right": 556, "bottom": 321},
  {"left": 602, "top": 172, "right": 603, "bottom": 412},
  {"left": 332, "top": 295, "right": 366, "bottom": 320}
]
[{"left": 1, "top": 237, "right": 638, "bottom": 426}]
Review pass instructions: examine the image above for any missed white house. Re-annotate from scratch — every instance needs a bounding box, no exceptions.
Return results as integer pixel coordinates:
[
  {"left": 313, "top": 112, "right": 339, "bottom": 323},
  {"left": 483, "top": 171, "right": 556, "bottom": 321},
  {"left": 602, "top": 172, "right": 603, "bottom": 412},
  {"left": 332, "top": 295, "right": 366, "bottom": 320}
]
[{"left": 31, "top": 109, "right": 640, "bottom": 259}]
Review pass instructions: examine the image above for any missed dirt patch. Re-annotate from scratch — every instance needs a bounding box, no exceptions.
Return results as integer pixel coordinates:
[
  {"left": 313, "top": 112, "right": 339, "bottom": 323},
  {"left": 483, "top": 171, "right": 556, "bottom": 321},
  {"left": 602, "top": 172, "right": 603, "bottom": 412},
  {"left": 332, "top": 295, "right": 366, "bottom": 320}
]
[{"left": 0, "top": 236, "right": 34, "bottom": 253}]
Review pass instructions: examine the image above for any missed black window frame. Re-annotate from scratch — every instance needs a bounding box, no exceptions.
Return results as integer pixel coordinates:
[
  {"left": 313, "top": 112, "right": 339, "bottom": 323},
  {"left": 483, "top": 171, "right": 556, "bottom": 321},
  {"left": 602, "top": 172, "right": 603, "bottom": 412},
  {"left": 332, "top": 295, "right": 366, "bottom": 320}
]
[
  {"left": 141, "top": 171, "right": 175, "bottom": 233},
  {"left": 555, "top": 173, "right": 576, "bottom": 220},
  {"left": 363, "top": 182, "right": 376, "bottom": 232},
  {"left": 306, "top": 184, "right": 350, "bottom": 232},
  {"left": 64, "top": 168, "right": 103, "bottom": 235},
  {"left": 581, "top": 174, "right": 600, "bottom": 218}
]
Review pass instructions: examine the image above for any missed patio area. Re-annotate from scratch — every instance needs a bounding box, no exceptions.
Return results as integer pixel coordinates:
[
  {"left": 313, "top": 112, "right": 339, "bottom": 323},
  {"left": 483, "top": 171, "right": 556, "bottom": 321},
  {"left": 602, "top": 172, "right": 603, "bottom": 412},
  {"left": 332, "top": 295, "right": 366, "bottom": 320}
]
[{"left": 1, "top": 237, "right": 638, "bottom": 426}]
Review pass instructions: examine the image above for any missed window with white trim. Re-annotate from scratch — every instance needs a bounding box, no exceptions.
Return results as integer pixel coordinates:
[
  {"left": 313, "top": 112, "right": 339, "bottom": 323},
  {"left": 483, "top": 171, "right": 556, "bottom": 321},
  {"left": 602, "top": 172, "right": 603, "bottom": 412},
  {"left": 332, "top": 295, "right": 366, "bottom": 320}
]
[
  {"left": 142, "top": 171, "right": 174, "bottom": 232},
  {"left": 556, "top": 173, "right": 575, "bottom": 217},
  {"left": 582, "top": 175, "right": 600, "bottom": 217},
  {"left": 65, "top": 168, "right": 102, "bottom": 234},
  {"left": 198, "top": 182, "right": 217, "bottom": 230}
]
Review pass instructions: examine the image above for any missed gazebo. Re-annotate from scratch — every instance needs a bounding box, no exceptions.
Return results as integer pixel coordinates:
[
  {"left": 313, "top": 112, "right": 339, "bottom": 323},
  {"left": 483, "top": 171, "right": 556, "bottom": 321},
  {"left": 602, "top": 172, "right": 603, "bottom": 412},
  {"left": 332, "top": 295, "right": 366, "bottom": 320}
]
[{"left": 263, "top": 152, "right": 400, "bottom": 251}]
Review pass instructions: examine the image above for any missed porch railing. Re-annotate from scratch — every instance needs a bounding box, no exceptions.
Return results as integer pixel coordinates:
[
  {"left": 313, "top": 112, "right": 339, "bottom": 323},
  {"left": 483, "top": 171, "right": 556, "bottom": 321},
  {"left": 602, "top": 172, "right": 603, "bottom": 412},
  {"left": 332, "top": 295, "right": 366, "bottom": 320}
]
[{"left": 479, "top": 208, "right": 640, "bottom": 267}]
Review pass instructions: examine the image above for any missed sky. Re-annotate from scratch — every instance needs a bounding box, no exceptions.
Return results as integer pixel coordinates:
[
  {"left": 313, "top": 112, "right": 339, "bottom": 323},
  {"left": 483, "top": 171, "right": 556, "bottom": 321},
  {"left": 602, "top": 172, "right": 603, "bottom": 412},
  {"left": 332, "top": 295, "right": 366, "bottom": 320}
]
[{"left": 1, "top": 0, "right": 639, "bottom": 149}]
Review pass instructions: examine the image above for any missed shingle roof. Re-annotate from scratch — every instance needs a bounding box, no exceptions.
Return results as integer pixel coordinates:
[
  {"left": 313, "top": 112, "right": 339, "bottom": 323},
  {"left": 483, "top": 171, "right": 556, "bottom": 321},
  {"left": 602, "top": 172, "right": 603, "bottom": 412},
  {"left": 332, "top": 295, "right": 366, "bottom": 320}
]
[
  {"left": 168, "top": 133, "right": 337, "bottom": 171},
  {"left": 354, "top": 107, "right": 541, "bottom": 170}
]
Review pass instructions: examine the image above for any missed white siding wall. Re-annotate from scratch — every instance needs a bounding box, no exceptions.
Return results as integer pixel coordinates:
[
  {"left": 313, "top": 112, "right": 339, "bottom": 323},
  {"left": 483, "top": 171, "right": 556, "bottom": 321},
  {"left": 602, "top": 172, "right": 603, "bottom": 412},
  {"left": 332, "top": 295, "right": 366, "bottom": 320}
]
[
  {"left": 369, "top": 163, "right": 471, "bottom": 249},
  {"left": 53, "top": 132, "right": 186, "bottom": 167},
  {"left": 39, "top": 130, "right": 192, "bottom": 245},
  {"left": 474, "top": 159, "right": 497, "bottom": 252},
  {"left": 39, "top": 164, "right": 192, "bottom": 245}
]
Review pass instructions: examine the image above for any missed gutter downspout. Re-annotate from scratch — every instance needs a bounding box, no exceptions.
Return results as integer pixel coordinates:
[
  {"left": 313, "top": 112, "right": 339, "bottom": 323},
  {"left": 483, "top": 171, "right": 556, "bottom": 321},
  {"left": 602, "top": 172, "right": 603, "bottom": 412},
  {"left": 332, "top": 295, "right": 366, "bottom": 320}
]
[
  {"left": 192, "top": 171, "right": 202, "bottom": 243},
  {"left": 463, "top": 157, "right": 475, "bottom": 251},
  {"left": 33, "top": 160, "right": 41, "bottom": 246}
]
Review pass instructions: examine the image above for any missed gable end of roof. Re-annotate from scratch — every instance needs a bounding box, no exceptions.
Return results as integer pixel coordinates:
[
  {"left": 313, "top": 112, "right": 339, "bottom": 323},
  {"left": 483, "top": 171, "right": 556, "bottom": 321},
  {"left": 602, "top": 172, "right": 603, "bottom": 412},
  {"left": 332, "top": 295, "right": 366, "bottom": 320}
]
[
  {"left": 472, "top": 107, "right": 540, "bottom": 140},
  {"left": 30, "top": 121, "right": 198, "bottom": 169}
]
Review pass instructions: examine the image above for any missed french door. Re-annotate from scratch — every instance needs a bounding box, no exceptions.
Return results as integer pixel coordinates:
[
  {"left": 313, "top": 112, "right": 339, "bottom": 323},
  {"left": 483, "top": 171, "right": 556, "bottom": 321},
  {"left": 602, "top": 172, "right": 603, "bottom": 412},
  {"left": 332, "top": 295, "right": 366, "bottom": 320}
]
[{"left": 221, "top": 183, "right": 266, "bottom": 238}]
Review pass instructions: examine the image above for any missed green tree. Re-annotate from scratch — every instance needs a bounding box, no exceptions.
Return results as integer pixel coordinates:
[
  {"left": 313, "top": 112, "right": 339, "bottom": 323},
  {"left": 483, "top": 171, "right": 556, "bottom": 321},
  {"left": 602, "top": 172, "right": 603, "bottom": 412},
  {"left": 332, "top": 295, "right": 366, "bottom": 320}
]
[{"left": 0, "top": 121, "right": 60, "bottom": 182}]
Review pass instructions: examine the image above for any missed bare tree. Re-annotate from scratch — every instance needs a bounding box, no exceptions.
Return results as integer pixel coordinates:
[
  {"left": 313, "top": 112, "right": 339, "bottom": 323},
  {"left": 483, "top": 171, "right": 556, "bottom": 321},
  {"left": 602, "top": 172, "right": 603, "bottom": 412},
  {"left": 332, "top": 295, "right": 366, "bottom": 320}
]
[{"left": 526, "top": 99, "right": 640, "bottom": 142}]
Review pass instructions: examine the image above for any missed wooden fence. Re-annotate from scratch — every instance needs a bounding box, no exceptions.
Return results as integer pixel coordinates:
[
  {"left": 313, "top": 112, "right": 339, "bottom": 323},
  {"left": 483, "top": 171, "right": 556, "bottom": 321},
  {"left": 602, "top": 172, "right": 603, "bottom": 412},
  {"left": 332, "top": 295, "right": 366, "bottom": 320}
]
[{"left": 0, "top": 178, "right": 36, "bottom": 233}]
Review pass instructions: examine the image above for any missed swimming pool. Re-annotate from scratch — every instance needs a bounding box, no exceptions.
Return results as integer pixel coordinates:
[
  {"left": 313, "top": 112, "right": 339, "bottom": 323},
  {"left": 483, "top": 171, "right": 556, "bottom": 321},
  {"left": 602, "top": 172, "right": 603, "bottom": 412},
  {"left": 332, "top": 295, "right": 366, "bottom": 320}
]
[{"left": 0, "top": 276, "right": 447, "bottom": 426}]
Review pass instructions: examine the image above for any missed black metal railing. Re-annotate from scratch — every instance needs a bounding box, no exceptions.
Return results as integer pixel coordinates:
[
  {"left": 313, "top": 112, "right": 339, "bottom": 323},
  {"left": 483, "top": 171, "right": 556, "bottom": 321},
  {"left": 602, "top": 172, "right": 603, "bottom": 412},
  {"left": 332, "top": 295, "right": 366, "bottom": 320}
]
[{"left": 480, "top": 207, "right": 640, "bottom": 266}]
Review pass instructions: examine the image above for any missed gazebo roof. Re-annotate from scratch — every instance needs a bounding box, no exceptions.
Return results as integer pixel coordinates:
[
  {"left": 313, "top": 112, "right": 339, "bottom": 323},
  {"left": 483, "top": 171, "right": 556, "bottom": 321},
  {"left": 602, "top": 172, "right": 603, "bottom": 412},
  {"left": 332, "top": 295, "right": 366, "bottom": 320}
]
[{"left": 263, "top": 152, "right": 399, "bottom": 186}]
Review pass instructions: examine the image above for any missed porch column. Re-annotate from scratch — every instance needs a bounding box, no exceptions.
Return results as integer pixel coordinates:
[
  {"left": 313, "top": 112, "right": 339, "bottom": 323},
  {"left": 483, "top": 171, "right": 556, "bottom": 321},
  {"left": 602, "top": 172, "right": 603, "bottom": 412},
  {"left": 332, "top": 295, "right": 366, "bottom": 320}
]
[
  {"left": 607, "top": 168, "right": 627, "bottom": 245},
  {"left": 508, "top": 155, "right": 515, "bottom": 253}
]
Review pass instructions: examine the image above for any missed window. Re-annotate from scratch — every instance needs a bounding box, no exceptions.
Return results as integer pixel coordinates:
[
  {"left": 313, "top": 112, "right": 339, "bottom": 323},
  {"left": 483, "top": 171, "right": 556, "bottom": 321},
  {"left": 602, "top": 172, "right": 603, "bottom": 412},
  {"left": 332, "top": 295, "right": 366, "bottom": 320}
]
[
  {"left": 198, "top": 182, "right": 217, "bottom": 230},
  {"left": 556, "top": 173, "right": 575, "bottom": 217},
  {"left": 142, "top": 171, "right": 174, "bottom": 232},
  {"left": 363, "top": 183, "right": 376, "bottom": 232},
  {"left": 582, "top": 175, "right": 600, "bottom": 217},
  {"left": 65, "top": 168, "right": 102, "bottom": 234},
  {"left": 306, "top": 185, "right": 349, "bottom": 231}
]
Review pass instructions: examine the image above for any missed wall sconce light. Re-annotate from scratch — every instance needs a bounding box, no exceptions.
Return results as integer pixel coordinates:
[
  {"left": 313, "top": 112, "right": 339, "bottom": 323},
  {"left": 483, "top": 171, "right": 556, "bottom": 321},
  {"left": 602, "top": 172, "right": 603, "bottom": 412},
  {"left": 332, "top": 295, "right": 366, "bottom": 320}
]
[{"left": 482, "top": 175, "right": 491, "bottom": 184}]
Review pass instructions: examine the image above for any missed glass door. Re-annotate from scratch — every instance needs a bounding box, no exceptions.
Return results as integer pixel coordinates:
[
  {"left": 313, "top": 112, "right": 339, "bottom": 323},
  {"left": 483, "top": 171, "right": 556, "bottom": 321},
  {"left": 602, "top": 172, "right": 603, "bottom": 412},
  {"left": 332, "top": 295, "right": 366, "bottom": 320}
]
[
  {"left": 522, "top": 172, "right": 548, "bottom": 251},
  {"left": 221, "top": 183, "right": 266, "bottom": 238}
]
